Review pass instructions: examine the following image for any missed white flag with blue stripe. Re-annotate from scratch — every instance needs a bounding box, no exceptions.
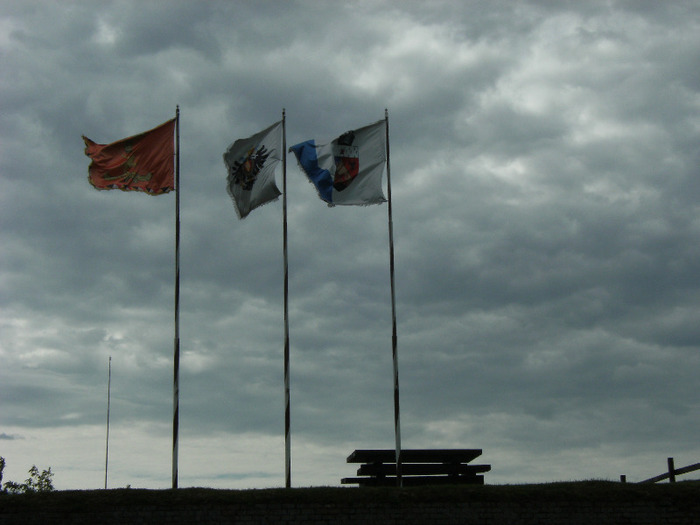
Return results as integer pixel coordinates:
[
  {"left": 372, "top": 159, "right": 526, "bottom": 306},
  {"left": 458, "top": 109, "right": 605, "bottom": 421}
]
[{"left": 289, "top": 119, "right": 386, "bottom": 206}]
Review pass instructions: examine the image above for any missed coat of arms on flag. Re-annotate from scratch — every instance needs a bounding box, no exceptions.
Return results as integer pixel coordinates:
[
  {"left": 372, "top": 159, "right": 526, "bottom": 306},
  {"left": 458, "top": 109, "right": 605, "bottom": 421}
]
[
  {"left": 224, "top": 120, "right": 283, "bottom": 219},
  {"left": 332, "top": 131, "right": 359, "bottom": 192},
  {"left": 228, "top": 145, "right": 272, "bottom": 191}
]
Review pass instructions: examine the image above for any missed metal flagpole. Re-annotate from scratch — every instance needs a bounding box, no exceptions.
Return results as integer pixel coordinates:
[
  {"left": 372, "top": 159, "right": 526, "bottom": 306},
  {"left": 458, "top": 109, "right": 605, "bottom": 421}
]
[
  {"left": 282, "top": 109, "right": 292, "bottom": 488},
  {"left": 172, "top": 105, "right": 181, "bottom": 489},
  {"left": 104, "top": 355, "right": 112, "bottom": 490},
  {"left": 385, "top": 108, "right": 402, "bottom": 487}
]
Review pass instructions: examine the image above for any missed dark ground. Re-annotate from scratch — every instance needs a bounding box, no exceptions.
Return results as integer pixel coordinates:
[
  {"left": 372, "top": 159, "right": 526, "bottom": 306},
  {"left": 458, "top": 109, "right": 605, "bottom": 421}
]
[{"left": 1, "top": 480, "right": 699, "bottom": 511}]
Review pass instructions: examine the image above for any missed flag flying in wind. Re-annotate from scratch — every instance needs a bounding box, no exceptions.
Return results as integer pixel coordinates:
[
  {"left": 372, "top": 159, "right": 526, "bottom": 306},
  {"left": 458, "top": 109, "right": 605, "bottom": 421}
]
[
  {"left": 224, "top": 120, "right": 283, "bottom": 219},
  {"left": 82, "top": 118, "right": 176, "bottom": 195},
  {"left": 289, "top": 119, "right": 386, "bottom": 206}
]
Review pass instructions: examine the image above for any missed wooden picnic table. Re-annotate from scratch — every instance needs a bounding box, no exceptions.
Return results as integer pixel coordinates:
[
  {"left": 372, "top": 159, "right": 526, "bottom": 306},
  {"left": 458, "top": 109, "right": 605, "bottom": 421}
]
[{"left": 341, "top": 449, "right": 491, "bottom": 487}]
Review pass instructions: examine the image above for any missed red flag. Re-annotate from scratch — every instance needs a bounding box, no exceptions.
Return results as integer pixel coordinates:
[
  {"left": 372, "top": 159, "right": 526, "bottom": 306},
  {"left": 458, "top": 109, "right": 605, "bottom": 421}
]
[{"left": 83, "top": 118, "right": 175, "bottom": 195}]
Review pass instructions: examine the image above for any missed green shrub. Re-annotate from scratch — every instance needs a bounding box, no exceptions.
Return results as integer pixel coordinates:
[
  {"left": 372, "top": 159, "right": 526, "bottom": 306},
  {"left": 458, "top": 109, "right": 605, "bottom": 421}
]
[{"left": 0, "top": 457, "right": 54, "bottom": 494}]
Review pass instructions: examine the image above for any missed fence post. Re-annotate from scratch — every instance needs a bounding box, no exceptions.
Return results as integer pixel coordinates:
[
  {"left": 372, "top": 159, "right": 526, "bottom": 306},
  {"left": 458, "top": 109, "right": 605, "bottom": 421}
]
[{"left": 667, "top": 457, "right": 676, "bottom": 483}]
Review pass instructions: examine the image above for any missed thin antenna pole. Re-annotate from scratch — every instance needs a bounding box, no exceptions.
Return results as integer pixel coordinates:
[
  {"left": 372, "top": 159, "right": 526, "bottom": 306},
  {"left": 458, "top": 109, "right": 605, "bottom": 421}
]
[
  {"left": 172, "top": 106, "right": 181, "bottom": 490},
  {"left": 385, "top": 108, "right": 402, "bottom": 487},
  {"left": 104, "top": 355, "right": 112, "bottom": 490},
  {"left": 282, "top": 109, "right": 292, "bottom": 488}
]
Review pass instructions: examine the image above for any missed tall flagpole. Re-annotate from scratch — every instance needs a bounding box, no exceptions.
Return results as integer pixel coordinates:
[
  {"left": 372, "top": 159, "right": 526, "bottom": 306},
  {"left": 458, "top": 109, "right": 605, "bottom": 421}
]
[
  {"left": 104, "top": 355, "right": 112, "bottom": 490},
  {"left": 385, "top": 108, "right": 402, "bottom": 487},
  {"left": 282, "top": 109, "right": 292, "bottom": 488},
  {"left": 172, "top": 106, "right": 181, "bottom": 490}
]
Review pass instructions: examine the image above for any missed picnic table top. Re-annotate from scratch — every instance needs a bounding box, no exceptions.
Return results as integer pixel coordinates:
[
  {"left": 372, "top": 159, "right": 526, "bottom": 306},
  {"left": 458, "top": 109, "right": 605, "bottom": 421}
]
[{"left": 347, "top": 449, "right": 483, "bottom": 464}]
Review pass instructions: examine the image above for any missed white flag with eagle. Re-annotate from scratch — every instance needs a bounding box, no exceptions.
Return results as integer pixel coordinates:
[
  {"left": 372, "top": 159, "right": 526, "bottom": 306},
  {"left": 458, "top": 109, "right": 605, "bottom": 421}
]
[{"left": 224, "top": 120, "right": 282, "bottom": 219}]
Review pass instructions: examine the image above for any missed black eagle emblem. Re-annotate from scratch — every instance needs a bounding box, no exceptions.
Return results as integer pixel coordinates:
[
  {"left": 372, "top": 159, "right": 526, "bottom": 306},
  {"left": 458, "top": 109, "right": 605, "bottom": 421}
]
[{"left": 230, "top": 145, "right": 271, "bottom": 191}]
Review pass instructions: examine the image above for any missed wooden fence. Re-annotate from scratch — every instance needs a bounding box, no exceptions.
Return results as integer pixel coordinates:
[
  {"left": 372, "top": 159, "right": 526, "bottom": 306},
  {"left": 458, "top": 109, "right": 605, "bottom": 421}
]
[{"left": 621, "top": 457, "right": 700, "bottom": 484}]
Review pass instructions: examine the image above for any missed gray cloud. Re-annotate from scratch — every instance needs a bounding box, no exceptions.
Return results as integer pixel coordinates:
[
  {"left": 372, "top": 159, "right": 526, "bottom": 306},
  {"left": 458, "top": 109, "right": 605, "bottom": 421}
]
[{"left": 1, "top": 0, "right": 699, "bottom": 489}]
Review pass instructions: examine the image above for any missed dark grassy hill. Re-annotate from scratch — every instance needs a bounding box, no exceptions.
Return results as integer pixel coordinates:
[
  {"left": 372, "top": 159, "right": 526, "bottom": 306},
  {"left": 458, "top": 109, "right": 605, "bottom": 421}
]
[{"left": 1, "top": 480, "right": 699, "bottom": 511}]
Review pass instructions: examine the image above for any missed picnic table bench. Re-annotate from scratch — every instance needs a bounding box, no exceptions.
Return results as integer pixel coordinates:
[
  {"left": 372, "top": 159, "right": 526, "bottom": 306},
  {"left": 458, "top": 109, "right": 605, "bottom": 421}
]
[{"left": 341, "top": 449, "right": 491, "bottom": 486}]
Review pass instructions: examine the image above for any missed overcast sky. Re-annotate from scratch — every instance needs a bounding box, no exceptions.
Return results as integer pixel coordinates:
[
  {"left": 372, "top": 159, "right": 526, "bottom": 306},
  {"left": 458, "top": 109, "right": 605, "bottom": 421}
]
[{"left": 2, "top": 0, "right": 700, "bottom": 490}]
